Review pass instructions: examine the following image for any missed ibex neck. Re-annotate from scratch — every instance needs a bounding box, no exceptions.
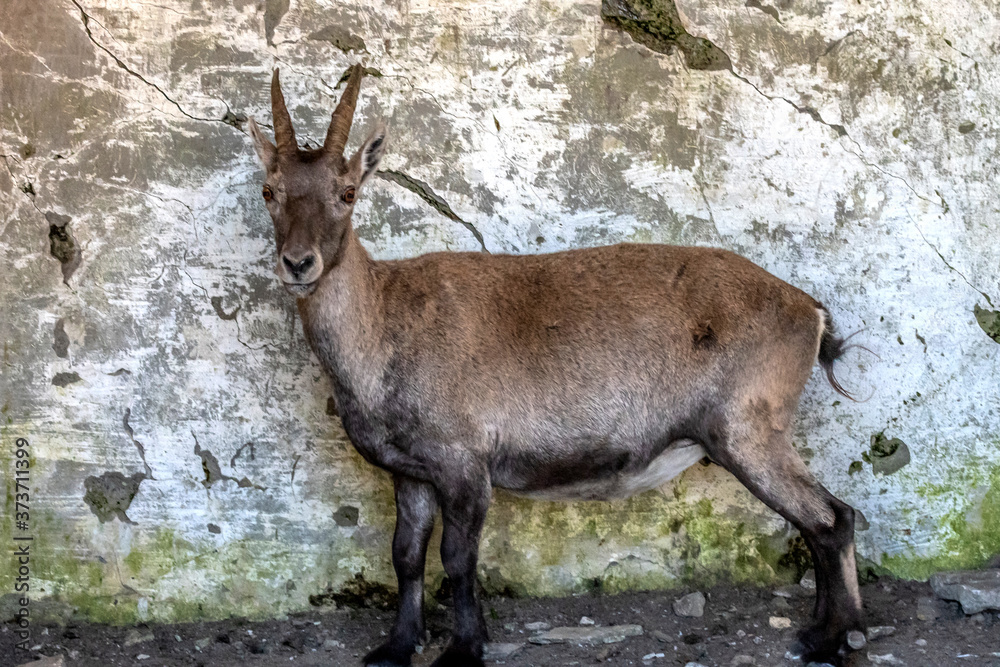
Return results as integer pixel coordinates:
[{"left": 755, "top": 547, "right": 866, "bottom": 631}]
[{"left": 297, "top": 228, "right": 386, "bottom": 391}]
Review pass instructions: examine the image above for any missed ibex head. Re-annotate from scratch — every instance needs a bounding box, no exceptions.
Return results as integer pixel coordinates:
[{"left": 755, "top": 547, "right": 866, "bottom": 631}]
[{"left": 247, "top": 65, "right": 386, "bottom": 297}]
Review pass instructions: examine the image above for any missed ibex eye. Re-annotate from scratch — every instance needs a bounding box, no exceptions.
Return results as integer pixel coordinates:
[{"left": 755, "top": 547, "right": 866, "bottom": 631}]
[
  {"left": 342, "top": 187, "right": 356, "bottom": 204},
  {"left": 262, "top": 185, "right": 273, "bottom": 201}
]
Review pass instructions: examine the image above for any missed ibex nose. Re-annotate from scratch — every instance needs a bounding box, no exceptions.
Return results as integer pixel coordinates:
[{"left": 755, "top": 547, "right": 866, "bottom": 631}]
[{"left": 282, "top": 252, "right": 316, "bottom": 279}]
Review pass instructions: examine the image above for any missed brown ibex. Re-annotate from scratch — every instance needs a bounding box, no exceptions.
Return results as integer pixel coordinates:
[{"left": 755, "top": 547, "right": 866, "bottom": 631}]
[{"left": 245, "top": 64, "right": 865, "bottom": 667}]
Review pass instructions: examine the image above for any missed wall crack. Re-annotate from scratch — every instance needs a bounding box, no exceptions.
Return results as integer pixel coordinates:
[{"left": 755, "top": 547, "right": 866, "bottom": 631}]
[
  {"left": 70, "top": 0, "right": 235, "bottom": 127},
  {"left": 377, "top": 169, "right": 489, "bottom": 252}
]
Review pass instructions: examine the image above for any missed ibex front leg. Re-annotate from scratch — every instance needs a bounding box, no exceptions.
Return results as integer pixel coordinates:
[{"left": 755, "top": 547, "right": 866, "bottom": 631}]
[
  {"left": 431, "top": 475, "right": 491, "bottom": 667},
  {"left": 365, "top": 477, "right": 437, "bottom": 667}
]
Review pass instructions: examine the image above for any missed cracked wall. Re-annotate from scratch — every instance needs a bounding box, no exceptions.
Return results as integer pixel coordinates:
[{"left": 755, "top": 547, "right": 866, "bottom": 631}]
[{"left": 1, "top": 0, "right": 999, "bottom": 624}]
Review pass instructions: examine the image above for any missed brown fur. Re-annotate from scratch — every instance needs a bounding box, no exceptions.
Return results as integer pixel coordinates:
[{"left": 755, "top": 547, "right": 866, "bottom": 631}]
[{"left": 245, "top": 67, "right": 865, "bottom": 667}]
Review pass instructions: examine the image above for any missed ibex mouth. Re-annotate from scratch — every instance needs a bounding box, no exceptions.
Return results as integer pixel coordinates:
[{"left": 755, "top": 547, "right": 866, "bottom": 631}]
[{"left": 283, "top": 281, "right": 318, "bottom": 297}]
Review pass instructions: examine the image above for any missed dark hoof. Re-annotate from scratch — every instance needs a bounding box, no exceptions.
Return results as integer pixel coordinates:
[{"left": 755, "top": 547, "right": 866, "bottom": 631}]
[
  {"left": 793, "top": 625, "right": 862, "bottom": 667},
  {"left": 364, "top": 641, "right": 413, "bottom": 667},
  {"left": 430, "top": 647, "right": 485, "bottom": 667}
]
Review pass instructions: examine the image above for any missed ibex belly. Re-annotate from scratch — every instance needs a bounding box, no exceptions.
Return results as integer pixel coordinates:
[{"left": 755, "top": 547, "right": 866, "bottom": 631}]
[{"left": 506, "top": 440, "right": 708, "bottom": 502}]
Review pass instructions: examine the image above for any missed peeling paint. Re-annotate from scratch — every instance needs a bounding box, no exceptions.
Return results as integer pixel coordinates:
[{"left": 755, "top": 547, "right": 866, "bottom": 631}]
[
  {"left": 974, "top": 305, "right": 1000, "bottom": 344},
  {"left": 46, "top": 212, "right": 81, "bottom": 285},
  {"left": 51, "top": 372, "right": 82, "bottom": 387},
  {"left": 863, "top": 433, "right": 911, "bottom": 476},
  {"left": 83, "top": 471, "right": 146, "bottom": 524},
  {"left": 53, "top": 318, "right": 70, "bottom": 358},
  {"left": 601, "top": 0, "right": 731, "bottom": 71}
]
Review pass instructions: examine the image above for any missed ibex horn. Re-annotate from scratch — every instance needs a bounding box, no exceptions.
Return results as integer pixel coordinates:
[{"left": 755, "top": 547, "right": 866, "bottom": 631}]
[
  {"left": 271, "top": 69, "right": 298, "bottom": 156},
  {"left": 324, "top": 64, "right": 364, "bottom": 155}
]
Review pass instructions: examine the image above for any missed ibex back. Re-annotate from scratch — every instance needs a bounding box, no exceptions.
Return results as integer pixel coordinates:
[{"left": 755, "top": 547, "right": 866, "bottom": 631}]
[{"left": 246, "top": 65, "right": 865, "bottom": 667}]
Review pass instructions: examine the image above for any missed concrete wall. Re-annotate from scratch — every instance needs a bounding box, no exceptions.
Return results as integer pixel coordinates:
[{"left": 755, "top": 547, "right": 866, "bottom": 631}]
[{"left": 1, "top": 0, "right": 998, "bottom": 624}]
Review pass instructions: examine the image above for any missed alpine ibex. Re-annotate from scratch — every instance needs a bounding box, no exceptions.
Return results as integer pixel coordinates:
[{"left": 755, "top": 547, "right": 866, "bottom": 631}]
[{"left": 246, "top": 64, "right": 865, "bottom": 667}]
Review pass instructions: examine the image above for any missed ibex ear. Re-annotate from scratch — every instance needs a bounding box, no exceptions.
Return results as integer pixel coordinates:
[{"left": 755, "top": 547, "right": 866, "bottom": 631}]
[
  {"left": 348, "top": 122, "right": 387, "bottom": 187},
  {"left": 247, "top": 116, "right": 277, "bottom": 170}
]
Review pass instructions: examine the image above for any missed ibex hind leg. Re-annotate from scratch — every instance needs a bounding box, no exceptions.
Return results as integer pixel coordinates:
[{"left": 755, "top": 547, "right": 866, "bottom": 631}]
[{"left": 705, "top": 419, "right": 864, "bottom": 666}]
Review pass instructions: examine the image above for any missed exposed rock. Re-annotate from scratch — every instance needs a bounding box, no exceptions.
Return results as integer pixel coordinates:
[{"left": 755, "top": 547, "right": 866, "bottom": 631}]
[
  {"left": 672, "top": 591, "right": 706, "bottom": 617},
  {"left": 799, "top": 570, "right": 817, "bottom": 590},
  {"left": 769, "top": 596, "right": 790, "bottom": 611},
  {"left": 916, "top": 597, "right": 939, "bottom": 621},
  {"left": 19, "top": 656, "right": 64, "bottom": 667},
  {"left": 868, "top": 653, "right": 905, "bottom": 665},
  {"left": 124, "top": 628, "right": 155, "bottom": 646},
  {"left": 652, "top": 629, "right": 671, "bottom": 642},
  {"left": 483, "top": 642, "right": 523, "bottom": 660},
  {"left": 524, "top": 621, "right": 551, "bottom": 632},
  {"left": 579, "top": 615, "right": 595, "bottom": 626},
  {"left": 867, "top": 625, "right": 896, "bottom": 641},
  {"left": 642, "top": 652, "right": 665, "bottom": 661},
  {"left": 529, "top": 624, "right": 643, "bottom": 645},
  {"left": 930, "top": 569, "right": 1000, "bottom": 614},
  {"left": 847, "top": 630, "right": 867, "bottom": 650},
  {"left": 768, "top": 616, "right": 792, "bottom": 629}
]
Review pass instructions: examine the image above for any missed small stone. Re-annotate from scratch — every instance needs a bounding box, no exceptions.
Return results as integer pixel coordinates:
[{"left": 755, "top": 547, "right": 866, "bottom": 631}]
[
  {"left": 529, "top": 624, "right": 643, "bottom": 645},
  {"left": 652, "top": 629, "right": 671, "bottom": 642},
  {"left": 768, "top": 616, "right": 792, "bottom": 629},
  {"left": 731, "top": 655, "right": 754, "bottom": 666},
  {"left": 579, "top": 616, "right": 595, "bottom": 626},
  {"left": 770, "top": 596, "right": 790, "bottom": 611},
  {"left": 930, "top": 569, "right": 1000, "bottom": 614},
  {"left": 867, "top": 625, "right": 896, "bottom": 640},
  {"left": 19, "top": 657, "right": 65, "bottom": 667},
  {"left": 772, "top": 588, "right": 794, "bottom": 598},
  {"left": 642, "top": 652, "right": 665, "bottom": 661},
  {"left": 322, "top": 638, "right": 345, "bottom": 650},
  {"left": 136, "top": 655, "right": 150, "bottom": 661},
  {"left": 847, "top": 630, "right": 866, "bottom": 650},
  {"left": 970, "top": 613, "right": 986, "bottom": 624},
  {"left": 684, "top": 663, "right": 709, "bottom": 667},
  {"left": 867, "top": 653, "right": 905, "bottom": 665},
  {"left": 916, "top": 597, "right": 939, "bottom": 621},
  {"left": 124, "top": 629, "right": 155, "bottom": 647},
  {"left": 482, "top": 642, "right": 523, "bottom": 660},
  {"left": 915, "top": 638, "right": 927, "bottom": 647},
  {"left": 800, "top": 570, "right": 817, "bottom": 590},
  {"left": 524, "top": 621, "right": 551, "bottom": 632},
  {"left": 195, "top": 636, "right": 212, "bottom": 650},
  {"left": 503, "top": 622, "right": 517, "bottom": 632},
  {"left": 673, "top": 591, "right": 706, "bottom": 618}
]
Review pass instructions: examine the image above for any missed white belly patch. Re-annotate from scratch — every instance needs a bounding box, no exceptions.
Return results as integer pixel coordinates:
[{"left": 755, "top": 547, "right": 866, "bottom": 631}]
[{"left": 513, "top": 440, "right": 709, "bottom": 502}]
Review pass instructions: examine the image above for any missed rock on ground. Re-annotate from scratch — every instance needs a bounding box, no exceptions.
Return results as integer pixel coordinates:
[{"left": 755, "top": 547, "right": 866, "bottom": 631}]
[
  {"left": 483, "top": 643, "right": 524, "bottom": 661},
  {"left": 18, "top": 657, "right": 65, "bottom": 667},
  {"left": 529, "top": 625, "right": 643, "bottom": 645},
  {"left": 673, "top": 592, "right": 706, "bottom": 618},
  {"left": 930, "top": 569, "right": 1000, "bottom": 614}
]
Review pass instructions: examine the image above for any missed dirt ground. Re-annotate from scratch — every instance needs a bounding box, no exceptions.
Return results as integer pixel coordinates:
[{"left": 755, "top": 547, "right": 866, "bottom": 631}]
[{"left": 4, "top": 577, "right": 999, "bottom": 667}]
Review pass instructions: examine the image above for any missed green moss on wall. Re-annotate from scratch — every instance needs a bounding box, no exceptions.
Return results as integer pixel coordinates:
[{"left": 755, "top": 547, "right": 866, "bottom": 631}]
[{"left": 882, "top": 465, "right": 1000, "bottom": 580}]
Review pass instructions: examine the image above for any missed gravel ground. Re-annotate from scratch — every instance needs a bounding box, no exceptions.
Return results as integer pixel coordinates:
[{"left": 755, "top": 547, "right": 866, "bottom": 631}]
[{"left": 4, "top": 577, "right": 999, "bottom": 667}]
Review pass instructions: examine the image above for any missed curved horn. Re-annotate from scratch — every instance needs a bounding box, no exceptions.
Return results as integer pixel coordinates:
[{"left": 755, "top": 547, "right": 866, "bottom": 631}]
[
  {"left": 324, "top": 64, "right": 364, "bottom": 155},
  {"left": 271, "top": 69, "right": 298, "bottom": 156}
]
